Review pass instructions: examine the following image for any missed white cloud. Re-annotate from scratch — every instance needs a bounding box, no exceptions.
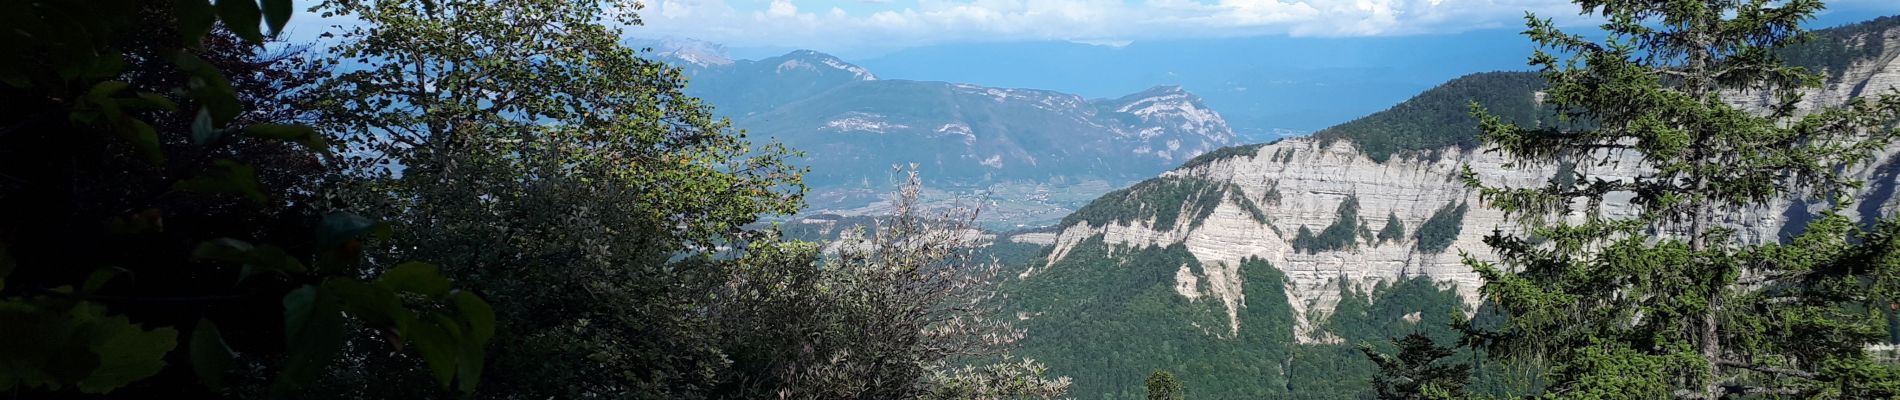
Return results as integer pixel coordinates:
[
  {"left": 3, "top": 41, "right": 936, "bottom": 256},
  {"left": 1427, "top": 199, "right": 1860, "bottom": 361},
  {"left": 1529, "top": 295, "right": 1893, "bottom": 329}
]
[
  {"left": 624, "top": 0, "right": 1882, "bottom": 55},
  {"left": 766, "top": 0, "right": 800, "bottom": 18}
]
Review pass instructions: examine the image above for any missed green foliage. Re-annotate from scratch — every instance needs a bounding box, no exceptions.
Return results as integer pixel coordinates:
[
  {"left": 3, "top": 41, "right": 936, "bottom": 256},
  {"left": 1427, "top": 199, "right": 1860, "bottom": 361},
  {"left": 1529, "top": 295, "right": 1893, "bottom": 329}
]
[
  {"left": 1007, "top": 243, "right": 1298, "bottom": 399},
  {"left": 1361, "top": 333, "right": 1468, "bottom": 400},
  {"left": 1291, "top": 196, "right": 1363, "bottom": 253},
  {"left": 922, "top": 357, "right": 1073, "bottom": 400},
  {"left": 1179, "top": 143, "right": 1266, "bottom": 170},
  {"left": 1378, "top": 211, "right": 1407, "bottom": 244},
  {"left": 1062, "top": 177, "right": 1266, "bottom": 230},
  {"left": 1286, "top": 277, "right": 1520, "bottom": 398},
  {"left": 3, "top": 0, "right": 1073, "bottom": 399},
  {"left": 1145, "top": 370, "right": 1184, "bottom": 400},
  {"left": 1412, "top": 202, "right": 1466, "bottom": 253},
  {"left": 1550, "top": 160, "right": 1577, "bottom": 189},
  {"left": 1778, "top": 16, "right": 1900, "bottom": 83},
  {"left": 1311, "top": 72, "right": 1550, "bottom": 163},
  {"left": 1463, "top": 2, "right": 1900, "bottom": 398},
  {"left": 0, "top": 1, "right": 491, "bottom": 397},
  {"left": 304, "top": 0, "right": 810, "bottom": 396},
  {"left": 1006, "top": 238, "right": 1532, "bottom": 399},
  {"left": 0, "top": 301, "right": 177, "bottom": 394},
  {"left": 714, "top": 174, "right": 1069, "bottom": 399}
]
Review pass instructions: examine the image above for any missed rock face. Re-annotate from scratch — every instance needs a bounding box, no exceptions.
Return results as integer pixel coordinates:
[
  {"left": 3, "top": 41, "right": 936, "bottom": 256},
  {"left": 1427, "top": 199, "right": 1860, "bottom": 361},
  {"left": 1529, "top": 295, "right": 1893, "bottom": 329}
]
[{"left": 1025, "top": 22, "right": 1900, "bottom": 343}]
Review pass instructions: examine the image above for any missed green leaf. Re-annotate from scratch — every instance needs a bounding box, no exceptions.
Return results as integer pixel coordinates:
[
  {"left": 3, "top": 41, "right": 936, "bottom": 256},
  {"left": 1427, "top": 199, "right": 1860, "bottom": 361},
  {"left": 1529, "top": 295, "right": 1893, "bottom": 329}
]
[
  {"left": 408, "top": 316, "right": 464, "bottom": 389},
  {"left": 380, "top": 262, "right": 451, "bottom": 297},
  {"left": 0, "top": 300, "right": 95, "bottom": 391},
  {"left": 87, "top": 80, "right": 128, "bottom": 98},
  {"left": 174, "top": 53, "right": 241, "bottom": 125},
  {"left": 216, "top": 0, "right": 264, "bottom": 43},
  {"left": 192, "top": 238, "right": 254, "bottom": 262},
  {"left": 450, "top": 291, "right": 492, "bottom": 394},
  {"left": 274, "top": 286, "right": 345, "bottom": 397},
  {"left": 243, "top": 123, "right": 328, "bottom": 152},
  {"left": 123, "top": 119, "right": 164, "bottom": 164},
  {"left": 262, "top": 0, "right": 292, "bottom": 36},
  {"left": 316, "top": 212, "right": 390, "bottom": 250},
  {"left": 451, "top": 290, "right": 494, "bottom": 344},
  {"left": 240, "top": 245, "right": 306, "bottom": 280},
  {"left": 190, "top": 319, "right": 235, "bottom": 389},
  {"left": 174, "top": 159, "right": 267, "bottom": 204},
  {"left": 81, "top": 267, "right": 129, "bottom": 295},
  {"left": 322, "top": 279, "right": 410, "bottom": 329},
  {"left": 456, "top": 327, "right": 486, "bottom": 394},
  {"left": 83, "top": 53, "right": 128, "bottom": 81},
  {"left": 195, "top": 239, "right": 308, "bottom": 283},
  {"left": 134, "top": 92, "right": 179, "bottom": 112},
  {"left": 75, "top": 312, "right": 179, "bottom": 394},
  {"left": 175, "top": 0, "right": 217, "bottom": 45},
  {"left": 191, "top": 108, "right": 219, "bottom": 145}
]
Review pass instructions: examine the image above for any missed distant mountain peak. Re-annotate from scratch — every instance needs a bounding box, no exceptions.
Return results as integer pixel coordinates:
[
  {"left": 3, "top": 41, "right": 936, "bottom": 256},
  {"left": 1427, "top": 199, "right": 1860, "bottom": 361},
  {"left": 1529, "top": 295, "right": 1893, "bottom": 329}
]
[
  {"left": 1103, "top": 86, "right": 1230, "bottom": 145},
  {"left": 628, "top": 36, "right": 732, "bottom": 66},
  {"left": 773, "top": 50, "right": 877, "bottom": 81},
  {"left": 1110, "top": 86, "right": 1204, "bottom": 111},
  {"left": 1138, "top": 84, "right": 1188, "bottom": 94}
]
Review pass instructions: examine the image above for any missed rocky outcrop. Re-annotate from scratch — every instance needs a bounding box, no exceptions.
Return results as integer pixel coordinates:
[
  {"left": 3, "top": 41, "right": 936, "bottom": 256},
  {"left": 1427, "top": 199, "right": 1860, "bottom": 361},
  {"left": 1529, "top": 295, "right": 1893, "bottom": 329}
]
[{"left": 1023, "top": 24, "right": 1900, "bottom": 343}]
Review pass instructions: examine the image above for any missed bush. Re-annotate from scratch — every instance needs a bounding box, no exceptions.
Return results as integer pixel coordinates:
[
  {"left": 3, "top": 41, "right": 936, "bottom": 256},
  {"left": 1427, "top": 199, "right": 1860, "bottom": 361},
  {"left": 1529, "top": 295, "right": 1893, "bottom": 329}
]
[
  {"left": 1414, "top": 202, "right": 1468, "bottom": 253},
  {"left": 1291, "top": 196, "right": 1363, "bottom": 253},
  {"left": 1377, "top": 212, "right": 1406, "bottom": 244}
]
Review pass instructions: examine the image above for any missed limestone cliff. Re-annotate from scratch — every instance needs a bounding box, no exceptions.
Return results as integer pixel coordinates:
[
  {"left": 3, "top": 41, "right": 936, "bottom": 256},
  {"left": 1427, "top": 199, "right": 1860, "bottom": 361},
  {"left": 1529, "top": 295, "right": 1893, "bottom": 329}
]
[{"left": 1020, "top": 20, "right": 1900, "bottom": 343}]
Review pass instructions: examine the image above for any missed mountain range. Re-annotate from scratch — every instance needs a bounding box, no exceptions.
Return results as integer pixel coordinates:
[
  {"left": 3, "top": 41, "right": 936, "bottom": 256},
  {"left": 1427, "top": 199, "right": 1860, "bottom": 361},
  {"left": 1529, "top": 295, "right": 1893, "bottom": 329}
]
[
  {"left": 656, "top": 48, "right": 1236, "bottom": 226},
  {"left": 993, "top": 15, "right": 1900, "bottom": 399},
  {"left": 648, "top": 14, "right": 1900, "bottom": 398}
]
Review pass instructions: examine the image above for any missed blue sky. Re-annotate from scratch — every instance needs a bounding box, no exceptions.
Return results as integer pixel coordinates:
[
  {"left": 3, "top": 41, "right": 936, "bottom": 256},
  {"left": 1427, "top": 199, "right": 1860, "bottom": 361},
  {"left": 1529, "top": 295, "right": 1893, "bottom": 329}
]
[
  {"left": 631, "top": 0, "right": 1900, "bottom": 55},
  {"left": 284, "top": 0, "right": 1900, "bottom": 58}
]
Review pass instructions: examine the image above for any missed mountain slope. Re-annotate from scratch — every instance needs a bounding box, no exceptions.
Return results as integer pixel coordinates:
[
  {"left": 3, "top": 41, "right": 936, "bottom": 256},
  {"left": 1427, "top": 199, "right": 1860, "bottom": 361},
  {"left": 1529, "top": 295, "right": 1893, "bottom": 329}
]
[
  {"left": 1002, "top": 17, "right": 1900, "bottom": 399},
  {"left": 669, "top": 49, "right": 878, "bottom": 118},
  {"left": 742, "top": 82, "right": 1233, "bottom": 188},
  {"left": 662, "top": 50, "right": 1239, "bottom": 225},
  {"left": 1307, "top": 71, "right": 1549, "bottom": 163}
]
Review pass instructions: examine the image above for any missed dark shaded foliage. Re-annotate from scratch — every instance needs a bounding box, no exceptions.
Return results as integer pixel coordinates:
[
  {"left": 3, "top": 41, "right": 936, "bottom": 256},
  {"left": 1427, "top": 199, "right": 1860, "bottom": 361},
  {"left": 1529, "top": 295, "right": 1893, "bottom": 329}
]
[
  {"left": 1413, "top": 202, "right": 1467, "bottom": 253},
  {"left": 1291, "top": 196, "right": 1363, "bottom": 253},
  {"left": 1062, "top": 177, "right": 1267, "bottom": 231},
  {"left": 1309, "top": 72, "right": 1549, "bottom": 163}
]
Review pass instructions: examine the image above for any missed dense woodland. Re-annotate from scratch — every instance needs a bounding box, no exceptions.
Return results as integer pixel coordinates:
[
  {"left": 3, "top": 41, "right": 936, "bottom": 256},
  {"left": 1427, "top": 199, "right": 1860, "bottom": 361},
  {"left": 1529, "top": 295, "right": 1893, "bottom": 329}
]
[
  {"left": 1062, "top": 177, "right": 1269, "bottom": 229},
  {"left": 5, "top": 0, "right": 1900, "bottom": 399},
  {"left": 0, "top": 1, "right": 1067, "bottom": 398},
  {"left": 1308, "top": 72, "right": 1551, "bottom": 163},
  {"left": 1779, "top": 15, "right": 1900, "bottom": 82}
]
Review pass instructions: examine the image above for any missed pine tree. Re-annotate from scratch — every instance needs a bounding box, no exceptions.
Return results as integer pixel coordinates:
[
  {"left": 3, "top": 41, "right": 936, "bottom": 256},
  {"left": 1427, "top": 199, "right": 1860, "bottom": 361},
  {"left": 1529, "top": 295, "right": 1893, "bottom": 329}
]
[
  {"left": 1461, "top": 0, "right": 1900, "bottom": 398},
  {"left": 1362, "top": 333, "right": 1469, "bottom": 400},
  {"left": 1146, "top": 370, "right": 1184, "bottom": 400}
]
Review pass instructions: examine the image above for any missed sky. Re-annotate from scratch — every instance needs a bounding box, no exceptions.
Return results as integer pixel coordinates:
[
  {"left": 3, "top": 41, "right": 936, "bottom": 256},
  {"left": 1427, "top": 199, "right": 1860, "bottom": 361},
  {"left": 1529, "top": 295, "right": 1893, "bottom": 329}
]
[
  {"left": 629, "top": 0, "right": 1900, "bottom": 57},
  {"left": 279, "top": 0, "right": 1900, "bottom": 60}
]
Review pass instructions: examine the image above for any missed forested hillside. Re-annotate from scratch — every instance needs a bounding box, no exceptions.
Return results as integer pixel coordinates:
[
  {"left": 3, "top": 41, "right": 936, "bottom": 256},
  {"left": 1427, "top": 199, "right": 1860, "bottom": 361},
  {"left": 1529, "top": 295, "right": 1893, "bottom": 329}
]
[
  {"left": 0, "top": 1, "right": 1069, "bottom": 398},
  {"left": 5, "top": 0, "right": 1899, "bottom": 399},
  {"left": 1001, "top": 12, "right": 1900, "bottom": 399},
  {"left": 1306, "top": 71, "right": 1548, "bottom": 163},
  {"left": 1781, "top": 15, "right": 1900, "bottom": 81}
]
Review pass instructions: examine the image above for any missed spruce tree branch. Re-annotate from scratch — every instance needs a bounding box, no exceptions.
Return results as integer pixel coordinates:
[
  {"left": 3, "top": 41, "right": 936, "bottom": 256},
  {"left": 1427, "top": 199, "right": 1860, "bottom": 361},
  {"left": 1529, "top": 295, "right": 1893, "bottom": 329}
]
[{"left": 1714, "top": 358, "right": 1818, "bottom": 379}]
